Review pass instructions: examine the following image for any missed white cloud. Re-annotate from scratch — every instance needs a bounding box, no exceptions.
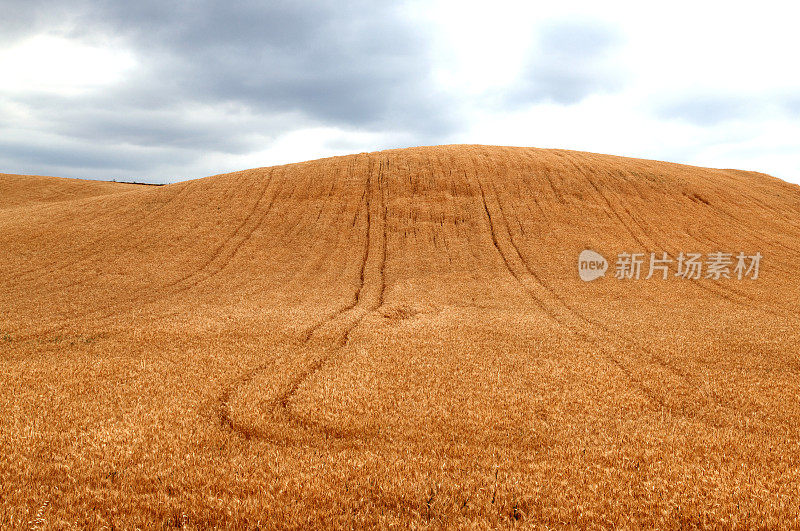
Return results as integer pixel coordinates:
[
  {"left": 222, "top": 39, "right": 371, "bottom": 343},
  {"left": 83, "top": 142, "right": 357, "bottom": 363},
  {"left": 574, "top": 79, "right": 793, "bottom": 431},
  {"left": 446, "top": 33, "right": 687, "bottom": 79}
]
[
  {"left": 0, "top": 35, "right": 135, "bottom": 96},
  {"left": 427, "top": 0, "right": 800, "bottom": 183}
]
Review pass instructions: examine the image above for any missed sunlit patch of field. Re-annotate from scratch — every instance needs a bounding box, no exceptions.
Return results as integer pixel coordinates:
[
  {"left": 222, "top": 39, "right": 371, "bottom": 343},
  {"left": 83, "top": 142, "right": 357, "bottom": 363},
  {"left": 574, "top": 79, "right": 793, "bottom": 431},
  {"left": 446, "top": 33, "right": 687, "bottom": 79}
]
[{"left": 2, "top": 145, "right": 800, "bottom": 527}]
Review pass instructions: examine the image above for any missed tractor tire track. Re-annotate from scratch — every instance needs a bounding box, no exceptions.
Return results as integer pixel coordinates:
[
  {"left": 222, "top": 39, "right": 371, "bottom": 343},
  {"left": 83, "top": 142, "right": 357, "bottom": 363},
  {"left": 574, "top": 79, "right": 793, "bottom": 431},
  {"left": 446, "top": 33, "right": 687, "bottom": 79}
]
[
  {"left": 2, "top": 181, "right": 196, "bottom": 287},
  {"left": 219, "top": 156, "right": 389, "bottom": 444},
  {"left": 468, "top": 160, "right": 668, "bottom": 414},
  {"left": 472, "top": 154, "right": 750, "bottom": 432},
  {"left": 563, "top": 154, "right": 794, "bottom": 320},
  {"left": 603, "top": 169, "right": 795, "bottom": 318},
  {"left": 16, "top": 168, "right": 283, "bottom": 341},
  {"left": 504, "top": 161, "right": 738, "bottom": 395}
]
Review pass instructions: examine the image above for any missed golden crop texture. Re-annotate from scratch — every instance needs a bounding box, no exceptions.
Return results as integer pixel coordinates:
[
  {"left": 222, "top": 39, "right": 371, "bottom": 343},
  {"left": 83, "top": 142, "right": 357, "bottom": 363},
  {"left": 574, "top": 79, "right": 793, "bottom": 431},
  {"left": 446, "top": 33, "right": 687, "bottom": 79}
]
[{"left": 2, "top": 145, "right": 800, "bottom": 528}]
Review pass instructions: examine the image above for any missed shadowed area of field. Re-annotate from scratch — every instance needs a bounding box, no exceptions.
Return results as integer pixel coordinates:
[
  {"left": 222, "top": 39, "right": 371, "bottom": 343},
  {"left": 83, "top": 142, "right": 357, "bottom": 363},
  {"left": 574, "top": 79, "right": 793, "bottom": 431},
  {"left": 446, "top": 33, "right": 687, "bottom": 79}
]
[{"left": 2, "top": 145, "right": 800, "bottom": 527}]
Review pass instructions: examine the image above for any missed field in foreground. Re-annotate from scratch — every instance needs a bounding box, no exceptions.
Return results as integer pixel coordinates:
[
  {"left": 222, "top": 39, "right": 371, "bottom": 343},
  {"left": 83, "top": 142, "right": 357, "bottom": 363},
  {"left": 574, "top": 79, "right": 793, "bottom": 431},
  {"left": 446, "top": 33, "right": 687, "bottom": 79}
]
[{"left": 2, "top": 145, "right": 800, "bottom": 528}]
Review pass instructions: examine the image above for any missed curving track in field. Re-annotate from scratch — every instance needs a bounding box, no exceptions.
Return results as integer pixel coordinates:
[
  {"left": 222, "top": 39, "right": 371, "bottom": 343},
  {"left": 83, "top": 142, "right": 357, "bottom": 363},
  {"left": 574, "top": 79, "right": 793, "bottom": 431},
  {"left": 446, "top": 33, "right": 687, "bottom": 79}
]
[
  {"left": 3, "top": 146, "right": 800, "bottom": 447},
  {"left": 210, "top": 148, "right": 800, "bottom": 445}
]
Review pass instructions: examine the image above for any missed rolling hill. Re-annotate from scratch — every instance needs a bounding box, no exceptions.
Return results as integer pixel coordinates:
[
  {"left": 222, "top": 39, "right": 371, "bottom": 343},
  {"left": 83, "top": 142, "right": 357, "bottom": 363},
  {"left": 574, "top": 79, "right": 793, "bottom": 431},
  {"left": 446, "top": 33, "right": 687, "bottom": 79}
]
[{"left": 2, "top": 145, "right": 800, "bottom": 527}]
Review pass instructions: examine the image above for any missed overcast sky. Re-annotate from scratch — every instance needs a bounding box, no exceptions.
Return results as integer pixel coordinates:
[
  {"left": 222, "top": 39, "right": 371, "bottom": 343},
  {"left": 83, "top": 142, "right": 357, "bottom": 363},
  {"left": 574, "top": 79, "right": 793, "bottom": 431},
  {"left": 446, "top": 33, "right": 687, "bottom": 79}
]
[{"left": 1, "top": 1, "right": 799, "bottom": 184}]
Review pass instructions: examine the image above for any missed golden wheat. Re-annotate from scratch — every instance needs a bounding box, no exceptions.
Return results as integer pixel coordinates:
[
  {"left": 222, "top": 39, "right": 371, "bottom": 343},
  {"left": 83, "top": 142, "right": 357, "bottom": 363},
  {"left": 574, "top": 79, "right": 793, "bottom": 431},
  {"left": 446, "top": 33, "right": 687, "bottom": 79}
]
[{"left": 1, "top": 145, "right": 800, "bottom": 528}]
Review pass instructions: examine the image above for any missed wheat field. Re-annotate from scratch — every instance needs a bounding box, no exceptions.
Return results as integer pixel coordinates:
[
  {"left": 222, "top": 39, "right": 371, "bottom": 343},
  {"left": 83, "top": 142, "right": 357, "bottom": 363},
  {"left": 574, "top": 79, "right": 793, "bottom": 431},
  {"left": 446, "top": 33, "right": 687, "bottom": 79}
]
[{"left": 2, "top": 145, "right": 800, "bottom": 528}]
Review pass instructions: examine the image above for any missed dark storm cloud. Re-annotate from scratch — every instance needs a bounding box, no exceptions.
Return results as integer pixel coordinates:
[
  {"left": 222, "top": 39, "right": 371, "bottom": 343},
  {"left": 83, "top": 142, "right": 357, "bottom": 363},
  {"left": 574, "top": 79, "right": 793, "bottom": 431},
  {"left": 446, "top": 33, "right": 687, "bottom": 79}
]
[
  {"left": 506, "top": 20, "right": 624, "bottom": 106},
  {"left": 74, "top": 0, "right": 449, "bottom": 129},
  {"left": 0, "top": 0, "right": 454, "bottom": 180}
]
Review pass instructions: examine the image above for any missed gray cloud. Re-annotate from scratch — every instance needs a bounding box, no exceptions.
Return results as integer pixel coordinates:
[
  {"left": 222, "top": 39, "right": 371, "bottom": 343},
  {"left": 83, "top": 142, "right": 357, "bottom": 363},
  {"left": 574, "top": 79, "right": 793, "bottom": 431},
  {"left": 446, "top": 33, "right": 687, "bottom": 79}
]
[
  {"left": 780, "top": 95, "right": 800, "bottom": 117},
  {"left": 656, "top": 92, "right": 800, "bottom": 126},
  {"left": 78, "top": 0, "right": 447, "bottom": 129},
  {"left": 0, "top": 135, "right": 195, "bottom": 178},
  {"left": 0, "top": 0, "right": 455, "bottom": 181},
  {"left": 506, "top": 20, "right": 624, "bottom": 106},
  {"left": 0, "top": 0, "right": 74, "bottom": 44},
  {"left": 15, "top": 93, "right": 300, "bottom": 154},
  {"left": 657, "top": 95, "right": 753, "bottom": 125}
]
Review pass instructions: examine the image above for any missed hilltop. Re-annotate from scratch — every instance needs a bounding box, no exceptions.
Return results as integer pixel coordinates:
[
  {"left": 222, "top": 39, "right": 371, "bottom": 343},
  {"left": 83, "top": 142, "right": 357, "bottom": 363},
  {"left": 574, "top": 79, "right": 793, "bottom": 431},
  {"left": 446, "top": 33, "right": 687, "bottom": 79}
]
[{"left": 2, "top": 145, "right": 800, "bottom": 527}]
